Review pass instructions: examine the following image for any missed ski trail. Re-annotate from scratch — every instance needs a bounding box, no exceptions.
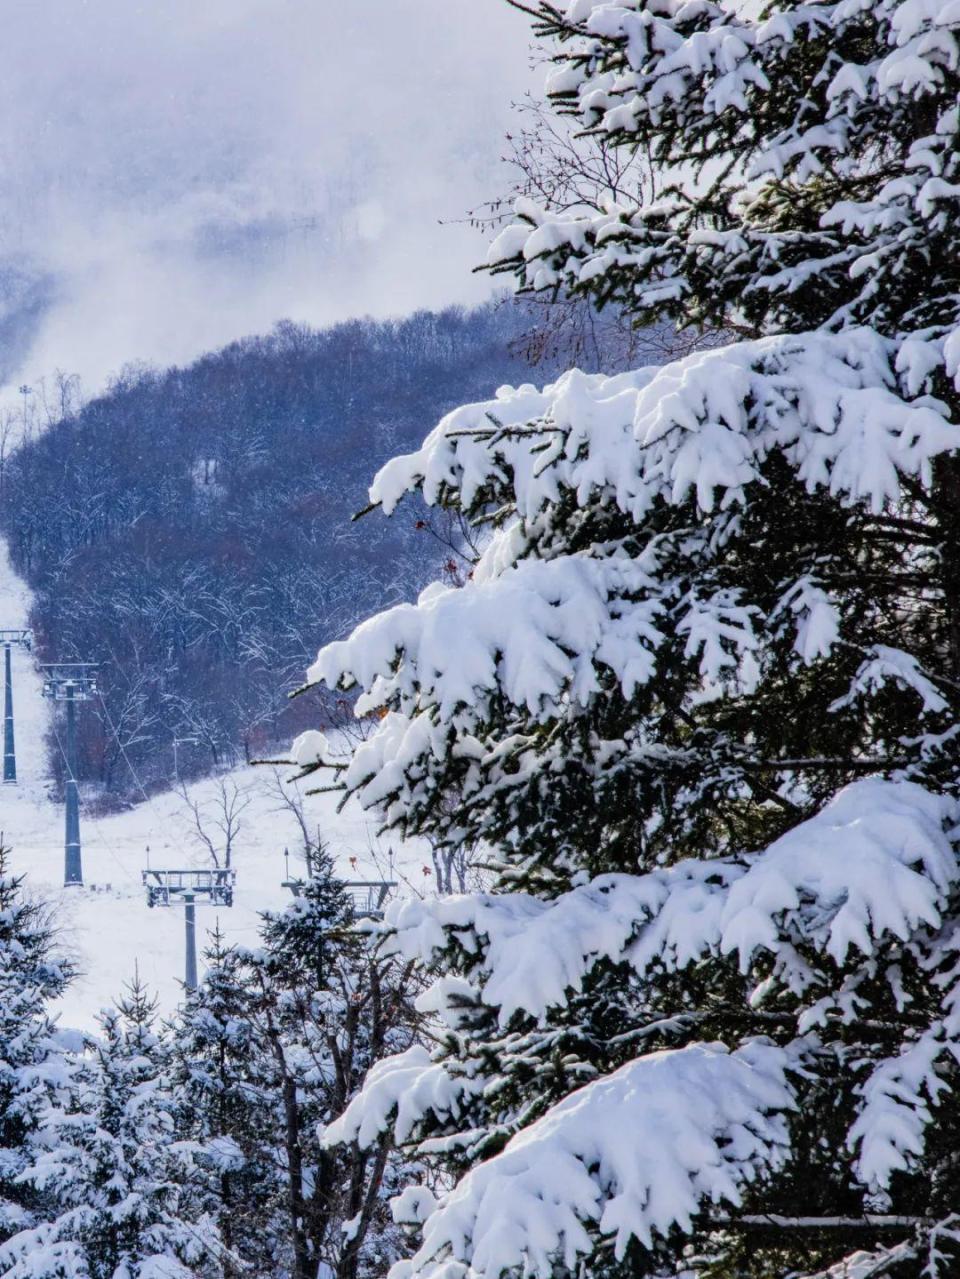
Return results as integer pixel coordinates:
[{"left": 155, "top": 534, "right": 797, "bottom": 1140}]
[{"left": 0, "top": 532, "right": 431, "bottom": 1028}]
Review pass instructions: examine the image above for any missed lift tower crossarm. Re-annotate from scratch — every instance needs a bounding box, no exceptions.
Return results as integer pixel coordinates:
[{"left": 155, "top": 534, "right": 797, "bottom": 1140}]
[{"left": 141, "top": 866, "right": 236, "bottom": 993}]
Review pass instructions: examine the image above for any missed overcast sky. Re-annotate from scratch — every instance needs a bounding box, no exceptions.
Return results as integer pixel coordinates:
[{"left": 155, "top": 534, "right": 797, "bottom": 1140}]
[{"left": 0, "top": 1, "right": 533, "bottom": 396}]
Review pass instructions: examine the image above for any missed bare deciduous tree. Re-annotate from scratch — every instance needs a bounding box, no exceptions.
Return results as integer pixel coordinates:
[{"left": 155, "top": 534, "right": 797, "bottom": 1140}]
[
  {"left": 179, "top": 777, "right": 253, "bottom": 869},
  {"left": 429, "top": 839, "right": 481, "bottom": 896},
  {"left": 267, "top": 766, "right": 331, "bottom": 881},
  {"left": 469, "top": 91, "right": 729, "bottom": 374}
]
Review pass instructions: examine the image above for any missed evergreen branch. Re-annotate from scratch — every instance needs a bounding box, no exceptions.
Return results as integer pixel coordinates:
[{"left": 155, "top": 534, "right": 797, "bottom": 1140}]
[
  {"left": 446, "top": 425, "right": 564, "bottom": 439},
  {"left": 504, "top": 0, "right": 565, "bottom": 22},
  {"left": 715, "top": 1214, "right": 926, "bottom": 1230},
  {"left": 744, "top": 757, "right": 909, "bottom": 772},
  {"left": 351, "top": 500, "right": 382, "bottom": 522},
  {"left": 860, "top": 514, "right": 940, "bottom": 539}
]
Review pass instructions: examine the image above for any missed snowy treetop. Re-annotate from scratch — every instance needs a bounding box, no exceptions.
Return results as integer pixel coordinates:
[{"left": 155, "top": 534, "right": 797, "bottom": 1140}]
[
  {"left": 484, "top": 0, "right": 960, "bottom": 339},
  {"left": 557, "top": 0, "right": 960, "bottom": 128}
]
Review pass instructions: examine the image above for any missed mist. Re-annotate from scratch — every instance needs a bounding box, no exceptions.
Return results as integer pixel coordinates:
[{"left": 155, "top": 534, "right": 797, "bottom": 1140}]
[{"left": 0, "top": 0, "right": 532, "bottom": 395}]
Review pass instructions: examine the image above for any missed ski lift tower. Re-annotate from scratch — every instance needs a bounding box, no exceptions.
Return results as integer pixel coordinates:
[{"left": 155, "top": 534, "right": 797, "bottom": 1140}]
[
  {"left": 141, "top": 866, "right": 237, "bottom": 991},
  {"left": 342, "top": 879, "right": 398, "bottom": 919},
  {"left": 40, "top": 662, "right": 99, "bottom": 886},
  {"left": 1, "top": 628, "right": 32, "bottom": 784},
  {"left": 281, "top": 847, "right": 397, "bottom": 920}
]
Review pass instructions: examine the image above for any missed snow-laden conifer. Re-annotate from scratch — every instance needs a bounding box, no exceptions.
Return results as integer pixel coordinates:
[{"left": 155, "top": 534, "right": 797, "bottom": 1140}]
[
  {"left": 0, "top": 844, "right": 75, "bottom": 1245},
  {"left": 2, "top": 975, "right": 218, "bottom": 1279},
  {"left": 244, "top": 849, "right": 418, "bottom": 1279},
  {"left": 168, "top": 928, "right": 281, "bottom": 1279},
  {"left": 170, "top": 856, "right": 419, "bottom": 1279},
  {"left": 300, "top": 0, "right": 960, "bottom": 1274}
]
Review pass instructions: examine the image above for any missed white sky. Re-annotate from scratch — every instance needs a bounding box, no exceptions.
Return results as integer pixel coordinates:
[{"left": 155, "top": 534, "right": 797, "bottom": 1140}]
[{"left": 0, "top": 0, "right": 533, "bottom": 395}]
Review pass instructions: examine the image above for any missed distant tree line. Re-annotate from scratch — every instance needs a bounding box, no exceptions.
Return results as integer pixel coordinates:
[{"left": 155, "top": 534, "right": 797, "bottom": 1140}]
[{"left": 1, "top": 302, "right": 565, "bottom": 802}]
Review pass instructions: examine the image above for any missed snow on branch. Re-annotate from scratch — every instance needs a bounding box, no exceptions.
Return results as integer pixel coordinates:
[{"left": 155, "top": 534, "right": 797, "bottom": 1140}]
[
  {"left": 322, "top": 1046, "right": 483, "bottom": 1151},
  {"left": 388, "top": 1041, "right": 793, "bottom": 1279},
  {"left": 295, "top": 333, "right": 960, "bottom": 820},
  {"left": 308, "top": 547, "right": 667, "bottom": 724},
  {"left": 719, "top": 779, "right": 956, "bottom": 969},
  {"left": 551, "top": 0, "right": 960, "bottom": 134},
  {"left": 370, "top": 331, "right": 960, "bottom": 525},
  {"left": 379, "top": 860, "right": 736, "bottom": 1026},
  {"left": 849, "top": 1024, "right": 960, "bottom": 1190},
  {"left": 373, "top": 780, "right": 956, "bottom": 1025},
  {"left": 772, "top": 576, "right": 840, "bottom": 666},
  {"left": 788, "top": 1241, "right": 918, "bottom": 1279},
  {"left": 322, "top": 782, "right": 959, "bottom": 1277},
  {"left": 831, "top": 646, "right": 949, "bottom": 718}
]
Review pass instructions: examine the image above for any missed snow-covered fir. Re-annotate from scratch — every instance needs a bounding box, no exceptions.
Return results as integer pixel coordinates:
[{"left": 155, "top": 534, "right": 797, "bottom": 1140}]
[
  {"left": 2, "top": 977, "right": 219, "bottom": 1279},
  {"left": 292, "top": 1, "right": 960, "bottom": 1276},
  {"left": 0, "top": 849, "right": 78, "bottom": 1248}
]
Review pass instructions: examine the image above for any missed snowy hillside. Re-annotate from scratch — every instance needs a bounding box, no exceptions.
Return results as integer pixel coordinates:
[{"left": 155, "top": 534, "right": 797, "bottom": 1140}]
[{"left": 0, "top": 536, "right": 430, "bottom": 1028}]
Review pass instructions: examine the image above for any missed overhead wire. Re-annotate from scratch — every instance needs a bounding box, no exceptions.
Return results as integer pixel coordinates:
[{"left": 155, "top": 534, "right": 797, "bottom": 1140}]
[
  {"left": 95, "top": 690, "right": 251, "bottom": 876},
  {"left": 95, "top": 690, "right": 171, "bottom": 828}
]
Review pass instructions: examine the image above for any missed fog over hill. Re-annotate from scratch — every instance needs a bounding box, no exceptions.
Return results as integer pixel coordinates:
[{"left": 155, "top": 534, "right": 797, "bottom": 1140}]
[{"left": 0, "top": 1, "right": 532, "bottom": 397}]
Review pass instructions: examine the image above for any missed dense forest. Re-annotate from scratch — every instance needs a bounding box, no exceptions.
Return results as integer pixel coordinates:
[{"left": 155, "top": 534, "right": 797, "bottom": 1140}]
[{"left": 0, "top": 301, "right": 572, "bottom": 802}]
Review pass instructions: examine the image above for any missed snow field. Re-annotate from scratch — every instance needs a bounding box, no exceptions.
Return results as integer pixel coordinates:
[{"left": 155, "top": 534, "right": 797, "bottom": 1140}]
[{"left": 0, "top": 538, "right": 431, "bottom": 1028}]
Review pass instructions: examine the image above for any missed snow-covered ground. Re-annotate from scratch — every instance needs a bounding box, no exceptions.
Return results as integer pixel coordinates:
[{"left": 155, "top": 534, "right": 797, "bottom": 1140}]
[{"left": 0, "top": 537, "right": 431, "bottom": 1028}]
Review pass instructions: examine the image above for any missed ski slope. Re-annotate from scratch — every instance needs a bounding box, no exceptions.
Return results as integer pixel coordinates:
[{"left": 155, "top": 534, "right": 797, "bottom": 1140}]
[{"left": 0, "top": 537, "right": 432, "bottom": 1029}]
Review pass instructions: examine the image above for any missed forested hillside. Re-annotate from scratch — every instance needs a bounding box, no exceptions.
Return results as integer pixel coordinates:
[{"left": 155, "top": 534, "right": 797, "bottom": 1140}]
[{"left": 0, "top": 302, "right": 556, "bottom": 801}]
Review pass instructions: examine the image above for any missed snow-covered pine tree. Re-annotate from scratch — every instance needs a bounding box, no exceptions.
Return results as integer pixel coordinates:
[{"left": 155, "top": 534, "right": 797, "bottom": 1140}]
[
  {"left": 168, "top": 928, "right": 283, "bottom": 1279},
  {"left": 171, "top": 855, "right": 418, "bottom": 1279},
  {"left": 0, "top": 843, "right": 75, "bottom": 1244},
  {"left": 2, "top": 973, "right": 218, "bottom": 1279},
  {"left": 242, "top": 848, "right": 418, "bottom": 1279},
  {"left": 297, "top": 1, "right": 960, "bottom": 1275}
]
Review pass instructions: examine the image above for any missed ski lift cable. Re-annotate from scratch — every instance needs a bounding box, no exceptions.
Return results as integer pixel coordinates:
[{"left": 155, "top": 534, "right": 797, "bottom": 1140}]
[
  {"left": 95, "top": 689, "right": 197, "bottom": 882},
  {"left": 95, "top": 691, "right": 164, "bottom": 817},
  {"left": 96, "top": 691, "right": 249, "bottom": 886}
]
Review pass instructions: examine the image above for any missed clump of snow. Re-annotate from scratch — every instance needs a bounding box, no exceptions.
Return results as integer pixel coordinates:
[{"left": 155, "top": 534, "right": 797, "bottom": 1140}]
[
  {"left": 831, "top": 645, "right": 949, "bottom": 717},
  {"left": 720, "top": 778, "right": 956, "bottom": 969},
  {"left": 388, "top": 1041, "right": 794, "bottom": 1279},
  {"left": 370, "top": 331, "right": 960, "bottom": 525},
  {"left": 850, "top": 1026, "right": 957, "bottom": 1189},
  {"left": 372, "top": 780, "right": 956, "bottom": 1025},
  {"left": 323, "top": 1045, "right": 483, "bottom": 1150}
]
